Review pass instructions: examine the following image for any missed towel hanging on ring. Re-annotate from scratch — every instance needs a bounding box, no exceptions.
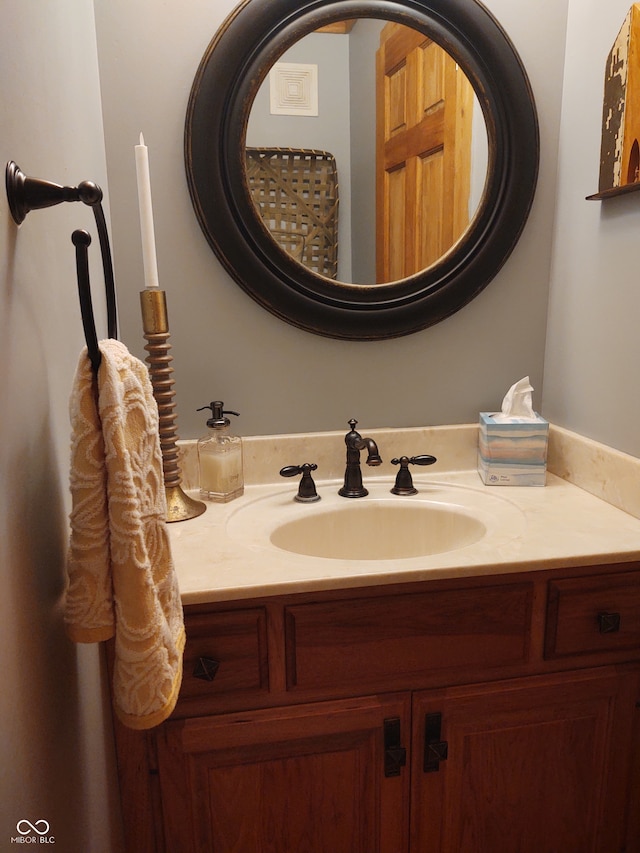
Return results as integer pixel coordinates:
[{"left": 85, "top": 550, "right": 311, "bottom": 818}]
[{"left": 64, "top": 339, "right": 185, "bottom": 730}]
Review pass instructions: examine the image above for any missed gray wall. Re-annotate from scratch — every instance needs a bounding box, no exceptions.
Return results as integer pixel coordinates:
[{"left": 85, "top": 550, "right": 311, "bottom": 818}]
[
  {"left": 0, "top": 2, "right": 123, "bottom": 850},
  {"left": 542, "top": 0, "right": 640, "bottom": 455},
  {"left": 94, "top": 0, "right": 568, "bottom": 440}
]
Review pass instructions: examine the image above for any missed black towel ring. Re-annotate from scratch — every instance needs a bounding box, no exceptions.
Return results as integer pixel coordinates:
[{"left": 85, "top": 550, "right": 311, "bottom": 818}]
[
  {"left": 5, "top": 161, "right": 118, "bottom": 373},
  {"left": 72, "top": 201, "right": 118, "bottom": 373},
  {"left": 72, "top": 230, "right": 101, "bottom": 373}
]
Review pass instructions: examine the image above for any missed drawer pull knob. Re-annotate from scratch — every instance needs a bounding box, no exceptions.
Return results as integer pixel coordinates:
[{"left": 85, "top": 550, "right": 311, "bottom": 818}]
[
  {"left": 193, "top": 656, "right": 220, "bottom": 681},
  {"left": 597, "top": 612, "right": 621, "bottom": 634}
]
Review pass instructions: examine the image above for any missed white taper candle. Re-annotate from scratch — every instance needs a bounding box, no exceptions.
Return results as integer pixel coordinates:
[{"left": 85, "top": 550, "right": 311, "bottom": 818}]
[{"left": 134, "top": 132, "right": 160, "bottom": 289}]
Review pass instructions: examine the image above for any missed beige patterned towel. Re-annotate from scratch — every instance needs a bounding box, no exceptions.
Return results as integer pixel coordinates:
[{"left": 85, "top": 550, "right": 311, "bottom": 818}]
[{"left": 64, "top": 339, "right": 185, "bottom": 730}]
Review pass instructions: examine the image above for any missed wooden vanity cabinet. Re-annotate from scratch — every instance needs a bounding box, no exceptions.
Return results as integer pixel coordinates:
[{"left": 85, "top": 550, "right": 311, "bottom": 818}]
[
  {"left": 411, "top": 667, "right": 639, "bottom": 852},
  {"left": 113, "top": 564, "right": 640, "bottom": 853},
  {"left": 156, "top": 694, "right": 410, "bottom": 853}
]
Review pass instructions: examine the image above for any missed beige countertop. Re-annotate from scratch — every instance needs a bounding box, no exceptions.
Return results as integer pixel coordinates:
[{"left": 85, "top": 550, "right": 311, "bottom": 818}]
[{"left": 170, "top": 424, "right": 640, "bottom": 604}]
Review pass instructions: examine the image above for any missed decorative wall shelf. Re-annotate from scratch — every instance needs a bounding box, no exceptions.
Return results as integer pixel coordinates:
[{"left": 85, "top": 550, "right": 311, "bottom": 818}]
[{"left": 586, "top": 182, "right": 640, "bottom": 200}]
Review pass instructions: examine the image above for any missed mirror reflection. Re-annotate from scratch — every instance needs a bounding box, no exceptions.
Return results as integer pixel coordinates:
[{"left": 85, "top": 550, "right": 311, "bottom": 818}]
[{"left": 246, "top": 19, "right": 488, "bottom": 285}]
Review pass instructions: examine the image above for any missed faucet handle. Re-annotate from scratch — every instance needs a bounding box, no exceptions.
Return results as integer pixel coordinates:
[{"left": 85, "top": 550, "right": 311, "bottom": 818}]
[
  {"left": 279, "top": 463, "right": 321, "bottom": 503},
  {"left": 408, "top": 454, "right": 437, "bottom": 467},
  {"left": 390, "top": 455, "right": 437, "bottom": 495}
]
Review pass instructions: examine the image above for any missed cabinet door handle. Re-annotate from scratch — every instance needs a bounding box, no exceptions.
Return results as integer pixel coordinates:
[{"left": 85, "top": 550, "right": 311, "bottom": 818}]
[
  {"left": 193, "top": 656, "right": 220, "bottom": 681},
  {"left": 424, "top": 712, "right": 448, "bottom": 773},
  {"left": 383, "top": 717, "right": 407, "bottom": 777},
  {"left": 597, "top": 612, "right": 621, "bottom": 634}
]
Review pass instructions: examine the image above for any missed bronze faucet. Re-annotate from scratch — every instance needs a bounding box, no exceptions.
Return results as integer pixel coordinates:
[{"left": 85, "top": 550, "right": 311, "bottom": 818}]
[{"left": 338, "top": 419, "right": 382, "bottom": 498}]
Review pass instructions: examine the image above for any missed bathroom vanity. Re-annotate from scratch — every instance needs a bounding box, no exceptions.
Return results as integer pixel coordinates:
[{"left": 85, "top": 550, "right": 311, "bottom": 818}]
[{"left": 111, "top": 425, "right": 640, "bottom": 852}]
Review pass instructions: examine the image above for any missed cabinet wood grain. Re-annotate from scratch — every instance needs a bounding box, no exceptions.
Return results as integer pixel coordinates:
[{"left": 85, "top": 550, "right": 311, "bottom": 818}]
[
  {"left": 285, "top": 582, "right": 532, "bottom": 693},
  {"left": 411, "top": 667, "right": 640, "bottom": 853},
  {"left": 157, "top": 694, "right": 410, "bottom": 853},
  {"left": 175, "top": 607, "right": 269, "bottom": 718},
  {"left": 112, "top": 564, "right": 640, "bottom": 852},
  {"left": 546, "top": 569, "right": 640, "bottom": 658}
]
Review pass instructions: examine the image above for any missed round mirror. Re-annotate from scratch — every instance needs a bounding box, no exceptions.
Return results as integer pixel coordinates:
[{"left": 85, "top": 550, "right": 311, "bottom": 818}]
[{"left": 185, "top": 0, "right": 539, "bottom": 340}]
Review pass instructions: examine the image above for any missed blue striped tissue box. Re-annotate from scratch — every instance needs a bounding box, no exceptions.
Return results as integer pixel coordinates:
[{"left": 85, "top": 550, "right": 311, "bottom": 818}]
[{"left": 477, "top": 412, "right": 549, "bottom": 486}]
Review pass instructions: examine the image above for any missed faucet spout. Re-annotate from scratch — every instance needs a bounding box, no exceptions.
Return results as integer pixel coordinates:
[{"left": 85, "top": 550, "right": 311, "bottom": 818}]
[
  {"left": 360, "top": 437, "right": 382, "bottom": 466},
  {"left": 338, "top": 419, "right": 382, "bottom": 498}
]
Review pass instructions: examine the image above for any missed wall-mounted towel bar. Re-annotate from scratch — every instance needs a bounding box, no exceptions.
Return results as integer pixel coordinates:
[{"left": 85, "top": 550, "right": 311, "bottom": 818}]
[{"left": 5, "top": 161, "right": 118, "bottom": 371}]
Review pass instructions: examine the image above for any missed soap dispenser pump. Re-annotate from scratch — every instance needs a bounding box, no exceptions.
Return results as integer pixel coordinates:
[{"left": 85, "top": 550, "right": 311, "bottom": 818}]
[{"left": 196, "top": 401, "right": 244, "bottom": 502}]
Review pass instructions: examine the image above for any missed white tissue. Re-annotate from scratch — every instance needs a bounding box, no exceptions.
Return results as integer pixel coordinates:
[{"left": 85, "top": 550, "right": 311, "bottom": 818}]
[{"left": 492, "top": 376, "right": 539, "bottom": 422}]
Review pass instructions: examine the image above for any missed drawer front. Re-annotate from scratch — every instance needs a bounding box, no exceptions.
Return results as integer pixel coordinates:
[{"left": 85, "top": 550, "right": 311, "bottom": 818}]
[
  {"left": 285, "top": 583, "right": 533, "bottom": 694},
  {"left": 545, "top": 571, "right": 640, "bottom": 659},
  {"left": 174, "top": 608, "right": 269, "bottom": 716}
]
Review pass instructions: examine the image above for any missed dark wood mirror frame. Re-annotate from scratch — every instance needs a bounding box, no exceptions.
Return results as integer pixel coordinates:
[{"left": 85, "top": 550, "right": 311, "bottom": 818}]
[{"left": 185, "top": 0, "right": 539, "bottom": 340}]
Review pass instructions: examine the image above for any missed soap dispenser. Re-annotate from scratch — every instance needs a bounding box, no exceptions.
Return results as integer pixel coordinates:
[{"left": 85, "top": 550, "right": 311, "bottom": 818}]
[{"left": 196, "top": 401, "right": 244, "bottom": 502}]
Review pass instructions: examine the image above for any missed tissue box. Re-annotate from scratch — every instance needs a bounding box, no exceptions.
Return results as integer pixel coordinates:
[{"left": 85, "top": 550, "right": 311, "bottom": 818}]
[{"left": 478, "top": 412, "right": 549, "bottom": 486}]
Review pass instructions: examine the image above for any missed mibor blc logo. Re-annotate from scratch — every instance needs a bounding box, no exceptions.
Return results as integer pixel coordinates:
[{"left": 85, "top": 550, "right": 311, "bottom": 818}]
[{"left": 11, "top": 820, "right": 55, "bottom": 844}]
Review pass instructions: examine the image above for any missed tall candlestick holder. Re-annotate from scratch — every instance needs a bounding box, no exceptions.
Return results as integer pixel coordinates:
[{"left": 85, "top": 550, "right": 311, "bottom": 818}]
[{"left": 140, "top": 288, "right": 206, "bottom": 522}]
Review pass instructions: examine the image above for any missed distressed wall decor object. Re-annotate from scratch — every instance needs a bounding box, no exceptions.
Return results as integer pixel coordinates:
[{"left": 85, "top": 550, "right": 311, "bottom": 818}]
[{"left": 588, "top": 3, "right": 640, "bottom": 199}]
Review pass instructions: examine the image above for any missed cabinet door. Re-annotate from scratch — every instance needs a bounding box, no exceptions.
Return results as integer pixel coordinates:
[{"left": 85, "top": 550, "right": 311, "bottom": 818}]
[
  {"left": 411, "top": 667, "right": 640, "bottom": 853},
  {"left": 157, "top": 693, "right": 411, "bottom": 853}
]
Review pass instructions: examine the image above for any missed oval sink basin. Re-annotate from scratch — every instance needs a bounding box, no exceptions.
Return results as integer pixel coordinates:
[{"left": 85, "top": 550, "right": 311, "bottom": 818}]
[
  {"left": 269, "top": 501, "right": 486, "bottom": 560},
  {"left": 225, "top": 478, "right": 526, "bottom": 564}
]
